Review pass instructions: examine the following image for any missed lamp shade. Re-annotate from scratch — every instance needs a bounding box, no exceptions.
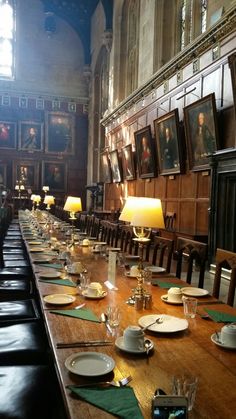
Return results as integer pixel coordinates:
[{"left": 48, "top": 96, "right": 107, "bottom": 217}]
[
  {"left": 119, "top": 196, "right": 165, "bottom": 229},
  {"left": 30, "top": 194, "right": 36, "bottom": 201},
  {"left": 44, "top": 195, "right": 55, "bottom": 205},
  {"left": 63, "top": 196, "right": 82, "bottom": 213},
  {"left": 131, "top": 197, "right": 164, "bottom": 228},
  {"left": 34, "top": 195, "right": 41, "bottom": 204},
  {"left": 119, "top": 197, "right": 142, "bottom": 222},
  {"left": 42, "top": 186, "right": 49, "bottom": 193}
]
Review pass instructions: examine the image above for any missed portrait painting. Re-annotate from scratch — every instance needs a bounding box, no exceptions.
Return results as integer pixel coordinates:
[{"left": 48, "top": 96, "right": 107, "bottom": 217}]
[
  {"left": 42, "top": 161, "right": 67, "bottom": 192},
  {"left": 101, "top": 151, "right": 112, "bottom": 183},
  {"left": 46, "top": 112, "right": 75, "bottom": 154},
  {"left": 122, "top": 144, "right": 136, "bottom": 181},
  {"left": 109, "top": 150, "right": 122, "bottom": 183},
  {"left": 0, "top": 164, "right": 7, "bottom": 187},
  {"left": 134, "top": 125, "right": 156, "bottom": 179},
  {"left": 0, "top": 121, "right": 16, "bottom": 149},
  {"left": 19, "top": 121, "right": 43, "bottom": 151},
  {"left": 184, "top": 93, "right": 219, "bottom": 170},
  {"left": 13, "top": 161, "right": 39, "bottom": 190},
  {"left": 154, "top": 109, "right": 183, "bottom": 175}
]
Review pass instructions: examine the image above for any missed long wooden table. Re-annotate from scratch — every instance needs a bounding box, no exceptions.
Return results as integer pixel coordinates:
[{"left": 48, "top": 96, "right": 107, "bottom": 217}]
[{"left": 23, "top": 224, "right": 236, "bottom": 419}]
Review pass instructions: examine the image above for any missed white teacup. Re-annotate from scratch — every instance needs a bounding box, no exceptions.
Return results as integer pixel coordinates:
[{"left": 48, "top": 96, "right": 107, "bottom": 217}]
[
  {"left": 130, "top": 265, "right": 140, "bottom": 277},
  {"left": 123, "top": 325, "right": 145, "bottom": 351},
  {"left": 87, "top": 282, "right": 103, "bottom": 296},
  {"left": 167, "top": 287, "right": 182, "bottom": 303},
  {"left": 82, "top": 239, "right": 90, "bottom": 246},
  {"left": 221, "top": 324, "right": 236, "bottom": 346}
]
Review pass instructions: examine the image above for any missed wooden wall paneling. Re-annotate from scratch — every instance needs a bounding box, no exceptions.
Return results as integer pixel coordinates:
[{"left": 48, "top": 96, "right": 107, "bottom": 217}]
[
  {"left": 223, "top": 62, "right": 234, "bottom": 108},
  {"left": 166, "top": 175, "right": 180, "bottom": 198},
  {"left": 135, "top": 178, "right": 146, "bottom": 196},
  {"left": 147, "top": 108, "right": 158, "bottom": 134},
  {"left": 179, "top": 201, "right": 196, "bottom": 233},
  {"left": 195, "top": 201, "right": 209, "bottom": 234},
  {"left": 196, "top": 171, "right": 211, "bottom": 198},
  {"left": 127, "top": 180, "right": 136, "bottom": 197},
  {"left": 144, "top": 178, "right": 155, "bottom": 197},
  {"left": 185, "top": 80, "right": 202, "bottom": 107},
  {"left": 219, "top": 106, "right": 236, "bottom": 148},
  {"left": 154, "top": 176, "right": 166, "bottom": 200},
  {"left": 180, "top": 172, "right": 196, "bottom": 198}
]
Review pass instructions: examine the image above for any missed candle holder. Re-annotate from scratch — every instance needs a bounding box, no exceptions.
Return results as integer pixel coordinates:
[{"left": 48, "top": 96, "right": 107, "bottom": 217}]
[{"left": 63, "top": 196, "right": 82, "bottom": 247}]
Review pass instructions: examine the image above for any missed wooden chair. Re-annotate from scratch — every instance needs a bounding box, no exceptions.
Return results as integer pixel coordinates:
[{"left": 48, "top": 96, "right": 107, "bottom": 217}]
[
  {"left": 100, "top": 221, "right": 119, "bottom": 247},
  {"left": 174, "top": 237, "right": 208, "bottom": 288},
  {"left": 151, "top": 236, "right": 174, "bottom": 273},
  {"left": 212, "top": 248, "right": 236, "bottom": 306}
]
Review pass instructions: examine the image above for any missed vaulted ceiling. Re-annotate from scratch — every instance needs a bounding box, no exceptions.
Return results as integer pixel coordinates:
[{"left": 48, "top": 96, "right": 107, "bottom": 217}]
[{"left": 41, "top": 0, "right": 113, "bottom": 64}]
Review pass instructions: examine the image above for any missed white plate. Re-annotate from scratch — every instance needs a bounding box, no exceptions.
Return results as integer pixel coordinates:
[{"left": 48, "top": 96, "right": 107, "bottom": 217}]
[
  {"left": 125, "top": 255, "right": 140, "bottom": 260},
  {"left": 125, "top": 272, "right": 138, "bottom": 279},
  {"left": 115, "top": 336, "right": 154, "bottom": 354},
  {"left": 29, "top": 247, "right": 45, "bottom": 252},
  {"left": 145, "top": 266, "right": 166, "bottom": 274},
  {"left": 181, "top": 287, "right": 209, "bottom": 297},
  {"left": 39, "top": 271, "right": 61, "bottom": 279},
  {"left": 211, "top": 333, "right": 236, "bottom": 350},
  {"left": 65, "top": 352, "right": 115, "bottom": 376},
  {"left": 81, "top": 290, "right": 107, "bottom": 299},
  {"left": 161, "top": 295, "right": 183, "bottom": 305},
  {"left": 43, "top": 294, "right": 76, "bottom": 305},
  {"left": 139, "top": 314, "right": 188, "bottom": 333}
]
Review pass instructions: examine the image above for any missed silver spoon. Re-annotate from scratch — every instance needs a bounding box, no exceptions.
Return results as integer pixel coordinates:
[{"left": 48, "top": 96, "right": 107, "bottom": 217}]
[
  {"left": 100, "top": 313, "right": 112, "bottom": 334},
  {"left": 142, "top": 317, "right": 163, "bottom": 332},
  {"left": 144, "top": 339, "right": 153, "bottom": 355}
]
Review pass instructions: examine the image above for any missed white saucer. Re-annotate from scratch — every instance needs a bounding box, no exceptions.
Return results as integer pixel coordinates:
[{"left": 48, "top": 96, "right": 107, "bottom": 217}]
[
  {"left": 211, "top": 333, "right": 236, "bottom": 350},
  {"left": 145, "top": 266, "right": 166, "bottom": 274},
  {"left": 181, "top": 287, "right": 209, "bottom": 297},
  {"left": 115, "top": 336, "right": 154, "bottom": 354},
  {"left": 39, "top": 271, "right": 61, "bottom": 279},
  {"left": 43, "top": 294, "right": 76, "bottom": 305},
  {"left": 161, "top": 295, "right": 183, "bottom": 305},
  {"left": 65, "top": 352, "right": 115, "bottom": 376},
  {"left": 81, "top": 290, "right": 107, "bottom": 299}
]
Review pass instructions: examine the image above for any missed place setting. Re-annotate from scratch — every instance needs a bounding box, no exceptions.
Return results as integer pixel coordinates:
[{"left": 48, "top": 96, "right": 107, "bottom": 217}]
[{"left": 115, "top": 325, "right": 154, "bottom": 355}]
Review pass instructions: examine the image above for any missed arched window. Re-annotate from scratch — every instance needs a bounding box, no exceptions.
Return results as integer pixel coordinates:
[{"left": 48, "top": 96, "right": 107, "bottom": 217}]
[
  {"left": 0, "top": 0, "right": 15, "bottom": 79},
  {"left": 126, "top": 0, "right": 139, "bottom": 95}
]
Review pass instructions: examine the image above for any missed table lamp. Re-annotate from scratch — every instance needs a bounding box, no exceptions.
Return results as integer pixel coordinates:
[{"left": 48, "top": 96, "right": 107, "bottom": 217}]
[
  {"left": 44, "top": 195, "right": 55, "bottom": 210},
  {"left": 34, "top": 195, "right": 41, "bottom": 207},
  {"left": 63, "top": 196, "right": 82, "bottom": 246},
  {"left": 119, "top": 196, "right": 164, "bottom": 295},
  {"left": 42, "top": 186, "right": 49, "bottom": 194}
]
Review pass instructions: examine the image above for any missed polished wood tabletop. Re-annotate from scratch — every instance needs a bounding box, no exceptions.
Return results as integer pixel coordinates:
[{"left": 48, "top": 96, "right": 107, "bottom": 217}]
[{"left": 22, "top": 219, "right": 236, "bottom": 419}]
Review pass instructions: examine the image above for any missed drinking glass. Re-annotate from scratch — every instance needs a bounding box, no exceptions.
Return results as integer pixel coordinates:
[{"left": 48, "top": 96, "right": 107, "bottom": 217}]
[
  {"left": 172, "top": 374, "right": 198, "bottom": 411},
  {"left": 106, "top": 306, "right": 121, "bottom": 328},
  {"left": 183, "top": 297, "right": 197, "bottom": 319},
  {"left": 78, "top": 271, "right": 91, "bottom": 291}
]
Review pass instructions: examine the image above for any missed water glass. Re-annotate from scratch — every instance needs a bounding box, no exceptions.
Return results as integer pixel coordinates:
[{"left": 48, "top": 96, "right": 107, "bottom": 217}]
[
  {"left": 79, "top": 271, "right": 91, "bottom": 291},
  {"left": 172, "top": 374, "right": 198, "bottom": 411},
  {"left": 183, "top": 297, "right": 197, "bottom": 319},
  {"left": 107, "top": 306, "right": 121, "bottom": 328}
]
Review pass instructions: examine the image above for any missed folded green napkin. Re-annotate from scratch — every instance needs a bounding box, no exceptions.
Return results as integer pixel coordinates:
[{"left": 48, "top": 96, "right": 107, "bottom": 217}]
[
  {"left": 39, "top": 278, "right": 76, "bottom": 287},
  {"left": 50, "top": 308, "right": 100, "bottom": 322},
  {"left": 68, "top": 386, "right": 144, "bottom": 419},
  {"left": 205, "top": 309, "right": 236, "bottom": 323},
  {"left": 39, "top": 263, "right": 62, "bottom": 269},
  {"left": 151, "top": 280, "right": 185, "bottom": 289}
]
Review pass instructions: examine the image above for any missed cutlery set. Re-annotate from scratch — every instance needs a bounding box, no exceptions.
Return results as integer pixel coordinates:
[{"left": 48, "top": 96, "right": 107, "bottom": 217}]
[{"left": 57, "top": 340, "right": 112, "bottom": 349}]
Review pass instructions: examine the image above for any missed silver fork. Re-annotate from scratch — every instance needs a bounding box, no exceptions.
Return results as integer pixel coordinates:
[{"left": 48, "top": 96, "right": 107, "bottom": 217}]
[{"left": 68, "top": 375, "right": 132, "bottom": 388}]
